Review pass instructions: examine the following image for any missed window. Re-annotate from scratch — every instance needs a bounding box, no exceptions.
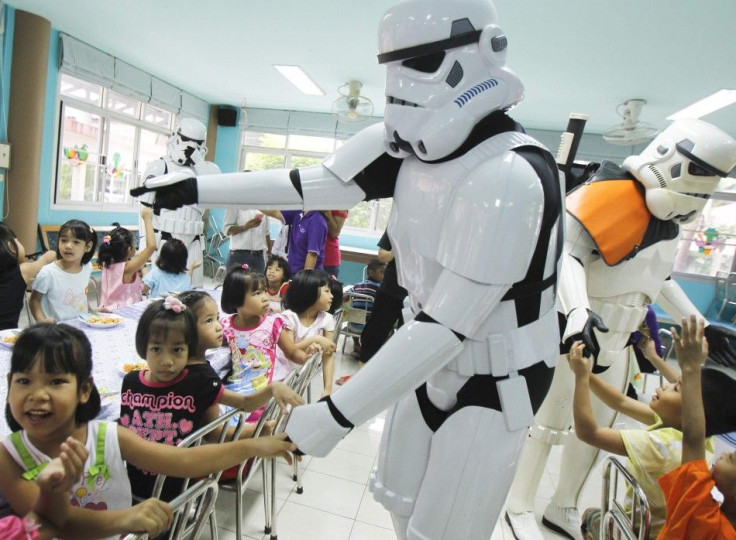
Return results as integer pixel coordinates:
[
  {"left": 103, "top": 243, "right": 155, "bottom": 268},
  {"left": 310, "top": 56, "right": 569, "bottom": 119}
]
[
  {"left": 239, "top": 130, "right": 391, "bottom": 234},
  {"left": 55, "top": 74, "right": 173, "bottom": 209},
  {"left": 672, "top": 179, "right": 736, "bottom": 277}
]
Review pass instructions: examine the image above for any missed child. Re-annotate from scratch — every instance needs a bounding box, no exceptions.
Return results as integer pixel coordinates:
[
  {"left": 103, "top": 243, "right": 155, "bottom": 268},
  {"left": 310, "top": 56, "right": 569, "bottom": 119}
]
[
  {"left": 178, "top": 289, "right": 305, "bottom": 427},
  {"left": 265, "top": 255, "right": 291, "bottom": 313},
  {"left": 346, "top": 258, "right": 385, "bottom": 356},
  {"left": 0, "top": 437, "right": 88, "bottom": 540},
  {"left": 568, "top": 331, "right": 736, "bottom": 538},
  {"left": 657, "top": 315, "right": 736, "bottom": 538},
  {"left": 142, "top": 238, "right": 199, "bottom": 298},
  {"left": 0, "top": 223, "right": 56, "bottom": 330},
  {"left": 29, "top": 219, "right": 97, "bottom": 323},
  {"left": 0, "top": 323, "right": 297, "bottom": 539},
  {"left": 277, "top": 269, "right": 338, "bottom": 397},
  {"left": 97, "top": 208, "right": 156, "bottom": 311},
  {"left": 220, "top": 266, "right": 310, "bottom": 412}
]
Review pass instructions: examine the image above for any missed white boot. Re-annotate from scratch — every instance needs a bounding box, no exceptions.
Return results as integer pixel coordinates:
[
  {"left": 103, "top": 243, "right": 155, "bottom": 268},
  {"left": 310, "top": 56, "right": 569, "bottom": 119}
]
[
  {"left": 542, "top": 502, "right": 583, "bottom": 540},
  {"left": 504, "top": 510, "right": 544, "bottom": 540}
]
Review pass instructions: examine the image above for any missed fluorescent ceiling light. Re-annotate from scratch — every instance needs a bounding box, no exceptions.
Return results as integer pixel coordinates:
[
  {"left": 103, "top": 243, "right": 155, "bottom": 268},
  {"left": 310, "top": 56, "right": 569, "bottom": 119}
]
[
  {"left": 273, "top": 65, "right": 324, "bottom": 96},
  {"left": 667, "top": 89, "right": 736, "bottom": 120}
]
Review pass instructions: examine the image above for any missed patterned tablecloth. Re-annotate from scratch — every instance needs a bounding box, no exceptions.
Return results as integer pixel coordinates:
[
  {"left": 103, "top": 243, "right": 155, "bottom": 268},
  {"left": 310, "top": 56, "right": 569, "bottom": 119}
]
[{"left": 0, "top": 290, "right": 229, "bottom": 438}]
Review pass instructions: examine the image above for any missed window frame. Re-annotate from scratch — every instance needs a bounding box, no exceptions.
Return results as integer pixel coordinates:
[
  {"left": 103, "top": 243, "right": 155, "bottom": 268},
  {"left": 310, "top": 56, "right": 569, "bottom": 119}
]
[
  {"left": 239, "top": 129, "right": 391, "bottom": 236},
  {"left": 52, "top": 74, "right": 176, "bottom": 212}
]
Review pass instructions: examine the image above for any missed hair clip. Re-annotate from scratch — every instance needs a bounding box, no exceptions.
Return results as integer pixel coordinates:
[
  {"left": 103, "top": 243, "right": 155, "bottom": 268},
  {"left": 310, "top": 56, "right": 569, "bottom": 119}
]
[
  {"left": 163, "top": 296, "right": 186, "bottom": 313},
  {"left": 102, "top": 235, "right": 111, "bottom": 245},
  {"left": 330, "top": 275, "right": 337, "bottom": 281},
  {"left": 241, "top": 264, "right": 249, "bottom": 271}
]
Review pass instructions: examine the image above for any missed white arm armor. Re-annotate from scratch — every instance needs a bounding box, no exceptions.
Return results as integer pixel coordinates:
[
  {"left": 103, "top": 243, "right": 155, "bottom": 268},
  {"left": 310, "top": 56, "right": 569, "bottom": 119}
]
[
  {"left": 181, "top": 123, "right": 386, "bottom": 211},
  {"left": 558, "top": 216, "right": 596, "bottom": 341},
  {"left": 286, "top": 319, "right": 463, "bottom": 456},
  {"left": 656, "top": 278, "right": 708, "bottom": 326}
]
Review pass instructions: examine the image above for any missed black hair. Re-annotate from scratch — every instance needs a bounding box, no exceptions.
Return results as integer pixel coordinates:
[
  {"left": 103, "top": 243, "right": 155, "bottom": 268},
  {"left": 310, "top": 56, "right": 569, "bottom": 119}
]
[
  {"left": 328, "top": 276, "right": 344, "bottom": 314},
  {"left": 135, "top": 299, "right": 198, "bottom": 359},
  {"left": 5, "top": 323, "right": 101, "bottom": 432},
  {"left": 702, "top": 368, "right": 736, "bottom": 437},
  {"left": 266, "top": 255, "right": 291, "bottom": 284},
  {"left": 178, "top": 289, "right": 216, "bottom": 317},
  {"left": 282, "top": 269, "right": 331, "bottom": 314},
  {"left": 221, "top": 266, "right": 267, "bottom": 314},
  {"left": 156, "top": 239, "right": 188, "bottom": 274},
  {"left": 0, "top": 222, "right": 21, "bottom": 274},
  {"left": 97, "top": 222, "right": 135, "bottom": 268},
  {"left": 366, "top": 258, "right": 385, "bottom": 276},
  {"left": 57, "top": 219, "right": 98, "bottom": 266}
]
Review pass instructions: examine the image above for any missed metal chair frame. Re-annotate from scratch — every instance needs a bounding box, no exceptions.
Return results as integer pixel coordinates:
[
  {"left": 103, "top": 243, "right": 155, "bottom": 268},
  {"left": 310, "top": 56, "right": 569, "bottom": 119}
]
[
  {"left": 600, "top": 456, "right": 651, "bottom": 540},
  {"left": 338, "top": 290, "right": 374, "bottom": 353},
  {"left": 204, "top": 215, "right": 228, "bottom": 278}
]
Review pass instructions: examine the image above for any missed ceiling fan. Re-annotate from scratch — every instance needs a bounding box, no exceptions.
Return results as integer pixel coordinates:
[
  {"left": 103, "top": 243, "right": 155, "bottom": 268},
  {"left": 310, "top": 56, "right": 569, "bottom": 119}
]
[
  {"left": 332, "top": 80, "right": 374, "bottom": 124},
  {"left": 602, "top": 99, "right": 659, "bottom": 145}
]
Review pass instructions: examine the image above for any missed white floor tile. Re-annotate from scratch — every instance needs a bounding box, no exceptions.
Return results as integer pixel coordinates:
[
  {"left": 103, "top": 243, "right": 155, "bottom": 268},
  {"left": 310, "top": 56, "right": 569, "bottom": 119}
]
[
  {"left": 307, "top": 447, "right": 375, "bottom": 484},
  {"left": 286, "top": 470, "right": 365, "bottom": 519},
  {"left": 214, "top": 488, "right": 284, "bottom": 539},
  {"left": 273, "top": 500, "right": 354, "bottom": 540},
  {"left": 336, "top": 425, "right": 382, "bottom": 457},
  {"left": 355, "top": 485, "right": 394, "bottom": 531},
  {"left": 349, "top": 521, "right": 396, "bottom": 540}
]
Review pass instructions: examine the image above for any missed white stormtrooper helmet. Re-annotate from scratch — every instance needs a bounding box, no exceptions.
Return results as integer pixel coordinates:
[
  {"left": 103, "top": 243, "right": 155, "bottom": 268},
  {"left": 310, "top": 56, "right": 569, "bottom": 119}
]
[
  {"left": 623, "top": 119, "right": 736, "bottom": 223},
  {"left": 377, "top": 0, "right": 524, "bottom": 160},
  {"left": 167, "top": 117, "right": 208, "bottom": 166}
]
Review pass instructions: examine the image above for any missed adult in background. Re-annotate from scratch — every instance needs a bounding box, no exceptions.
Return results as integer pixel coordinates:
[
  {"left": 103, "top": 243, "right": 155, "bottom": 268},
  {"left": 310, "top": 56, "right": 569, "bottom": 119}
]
[
  {"left": 280, "top": 210, "right": 327, "bottom": 274},
  {"left": 223, "top": 209, "right": 270, "bottom": 273},
  {"left": 358, "top": 231, "right": 407, "bottom": 367},
  {"left": 322, "top": 210, "right": 348, "bottom": 278}
]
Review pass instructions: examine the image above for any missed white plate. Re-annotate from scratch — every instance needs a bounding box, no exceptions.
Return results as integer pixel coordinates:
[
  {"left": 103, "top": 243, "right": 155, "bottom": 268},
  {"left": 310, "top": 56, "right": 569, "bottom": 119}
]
[
  {"left": 0, "top": 329, "right": 21, "bottom": 348},
  {"left": 79, "top": 315, "right": 123, "bottom": 329}
]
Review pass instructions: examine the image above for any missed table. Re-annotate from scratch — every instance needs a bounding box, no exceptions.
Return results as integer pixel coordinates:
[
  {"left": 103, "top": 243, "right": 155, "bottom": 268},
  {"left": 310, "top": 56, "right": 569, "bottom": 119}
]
[{"left": 0, "top": 289, "right": 229, "bottom": 439}]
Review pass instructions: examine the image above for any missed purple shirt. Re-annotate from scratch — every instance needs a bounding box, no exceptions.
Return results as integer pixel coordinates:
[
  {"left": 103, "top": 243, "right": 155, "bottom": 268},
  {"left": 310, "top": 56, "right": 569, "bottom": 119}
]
[{"left": 282, "top": 211, "right": 328, "bottom": 274}]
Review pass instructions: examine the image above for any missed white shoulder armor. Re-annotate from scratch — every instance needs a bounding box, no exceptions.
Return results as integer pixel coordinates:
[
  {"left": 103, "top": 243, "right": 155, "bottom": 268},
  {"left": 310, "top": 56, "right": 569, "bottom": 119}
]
[
  {"left": 193, "top": 161, "right": 221, "bottom": 175},
  {"left": 438, "top": 134, "right": 556, "bottom": 285},
  {"left": 323, "top": 122, "right": 386, "bottom": 182}
]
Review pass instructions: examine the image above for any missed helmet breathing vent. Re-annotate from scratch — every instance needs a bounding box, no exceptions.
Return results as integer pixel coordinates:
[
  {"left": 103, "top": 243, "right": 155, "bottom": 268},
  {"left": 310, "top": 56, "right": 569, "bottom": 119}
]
[
  {"left": 648, "top": 165, "right": 668, "bottom": 189},
  {"left": 446, "top": 61, "right": 463, "bottom": 88}
]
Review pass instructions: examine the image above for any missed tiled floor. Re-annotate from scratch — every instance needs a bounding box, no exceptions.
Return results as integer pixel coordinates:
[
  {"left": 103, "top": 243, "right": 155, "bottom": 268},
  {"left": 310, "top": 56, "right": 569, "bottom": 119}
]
[{"left": 209, "top": 345, "right": 611, "bottom": 540}]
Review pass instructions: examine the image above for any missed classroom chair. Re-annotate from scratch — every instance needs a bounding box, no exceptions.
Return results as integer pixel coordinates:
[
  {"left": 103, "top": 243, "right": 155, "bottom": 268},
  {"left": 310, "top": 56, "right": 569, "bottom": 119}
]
[{"left": 599, "top": 456, "right": 651, "bottom": 540}]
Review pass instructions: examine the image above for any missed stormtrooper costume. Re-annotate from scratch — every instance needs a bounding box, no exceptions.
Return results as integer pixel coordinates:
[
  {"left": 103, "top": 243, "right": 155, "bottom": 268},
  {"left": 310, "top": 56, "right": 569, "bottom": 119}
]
[
  {"left": 506, "top": 119, "right": 736, "bottom": 540},
  {"left": 131, "top": 1, "right": 565, "bottom": 538},
  {"left": 138, "top": 118, "right": 221, "bottom": 288}
]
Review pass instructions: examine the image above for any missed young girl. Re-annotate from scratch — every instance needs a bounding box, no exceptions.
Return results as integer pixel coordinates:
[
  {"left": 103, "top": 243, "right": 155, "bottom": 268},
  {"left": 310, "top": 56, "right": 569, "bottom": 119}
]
[
  {"left": 29, "top": 219, "right": 97, "bottom": 323},
  {"left": 97, "top": 208, "right": 156, "bottom": 311},
  {"left": 0, "top": 223, "right": 57, "bottom": 330},
  {"left": 142, "top": 238, "right": 199, "bottom": 298},
  {"left": 0, "top": 323, "right": 297, "bottom": 539},
  {"left": 277, "top": 269, "right": 338, "bottom": 397},
  {"left": 220, "top": 265, "right": 310, "bottom": 414},
  {"left": 265, "top": 255, "right": 291, "bottom": 313}
]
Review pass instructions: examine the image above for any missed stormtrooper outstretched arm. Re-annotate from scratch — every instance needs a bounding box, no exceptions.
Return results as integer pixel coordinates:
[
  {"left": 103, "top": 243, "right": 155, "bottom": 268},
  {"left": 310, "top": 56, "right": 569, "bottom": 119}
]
[
  {"left": 656, "top": 278, "right": 736, "bottom": 367},
  {"left": 131, "top": 123, "right": 389, "bottom": 212},
  {"left": 285, "top": 271, "right": 511, "bottom": 457}
]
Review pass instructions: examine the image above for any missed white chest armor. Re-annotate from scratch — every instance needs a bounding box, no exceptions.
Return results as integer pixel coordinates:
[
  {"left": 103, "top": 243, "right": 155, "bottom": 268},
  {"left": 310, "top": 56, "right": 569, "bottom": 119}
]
[{"left": 388, "top": 131, "right": 562, "bottom": 378}]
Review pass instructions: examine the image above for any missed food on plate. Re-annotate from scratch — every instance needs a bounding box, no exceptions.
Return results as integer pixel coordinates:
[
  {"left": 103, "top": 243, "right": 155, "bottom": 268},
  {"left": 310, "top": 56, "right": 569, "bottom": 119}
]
[
  {"left": 122, "top": 361, "right": 148, "bottom": 373},
  {"left": 1, "top": 334, "right": 19, "bottom": 345},
  {"left": 86, "top": 315, "right": 122, "bottom": 325}
]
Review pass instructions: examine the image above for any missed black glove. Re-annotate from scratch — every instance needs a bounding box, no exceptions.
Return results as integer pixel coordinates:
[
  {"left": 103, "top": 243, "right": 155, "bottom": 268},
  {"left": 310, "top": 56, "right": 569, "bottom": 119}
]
[
  {"left": 704, "top": 323, "right": 736, "bottom": 368},
  {"left": 565, "top": 308, "right": 609, "bottom": 360},
  {"left": 129, "top": 178, "right": 198, "bottom": 210}
]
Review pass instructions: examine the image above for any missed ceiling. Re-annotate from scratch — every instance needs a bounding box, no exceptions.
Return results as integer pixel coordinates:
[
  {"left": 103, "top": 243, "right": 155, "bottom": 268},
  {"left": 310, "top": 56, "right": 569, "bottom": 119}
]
[{"left": 6, "top": 0, "right": 736, "bottom": 137}]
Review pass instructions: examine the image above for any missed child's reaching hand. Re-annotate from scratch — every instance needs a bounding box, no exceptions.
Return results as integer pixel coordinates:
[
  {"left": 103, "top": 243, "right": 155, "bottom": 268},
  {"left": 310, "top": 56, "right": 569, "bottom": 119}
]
[
  {"left": 252, "top": 433, "right": 299, "bottom": 465},
  {"left": 35, "top": 437, "right": 89, "bottom": 495},
  {"left": 119, "top": 498, "right": 174, "bottom": 538},
  {"left": 672, "top": 315, "right": 708, "bottom": 373},
  {"left": 271, "top": 382, "right": 305, "bottom": 409},
  {"left": 638, "top": 336, "right": 659, "bottom": 362},
  {"left": 567, "top": 340, "right": 591, "bottom": 378}
]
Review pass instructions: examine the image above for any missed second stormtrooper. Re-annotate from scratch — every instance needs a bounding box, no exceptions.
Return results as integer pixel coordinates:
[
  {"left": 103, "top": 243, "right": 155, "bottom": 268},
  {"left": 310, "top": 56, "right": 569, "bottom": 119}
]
[{"left": 138, "top": 118, "right": 221, "bottom": 287}]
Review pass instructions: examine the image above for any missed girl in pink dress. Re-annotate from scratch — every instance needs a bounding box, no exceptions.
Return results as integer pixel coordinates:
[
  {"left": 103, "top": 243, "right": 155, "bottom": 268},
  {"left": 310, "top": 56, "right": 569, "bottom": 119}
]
[{"left": 97, "top": 208, "right": 155, "bottom": 311}]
